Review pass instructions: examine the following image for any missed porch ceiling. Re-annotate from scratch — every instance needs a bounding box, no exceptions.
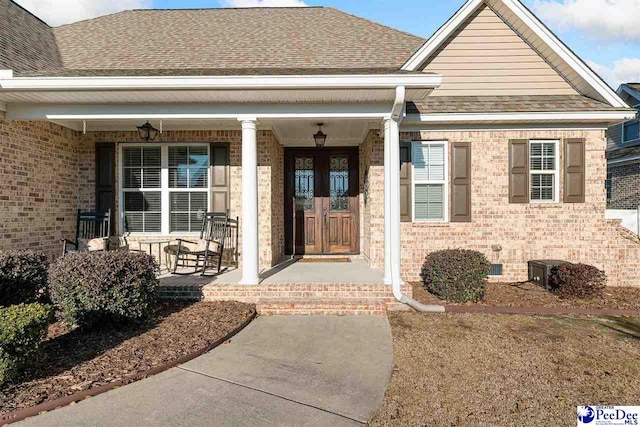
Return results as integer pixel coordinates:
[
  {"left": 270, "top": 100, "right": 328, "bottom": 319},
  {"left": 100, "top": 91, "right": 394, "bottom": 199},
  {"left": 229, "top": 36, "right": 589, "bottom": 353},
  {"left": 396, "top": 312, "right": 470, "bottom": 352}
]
[
  {"left": 42, "top": 117, "right": 379, "bottom": 147},
  {"left": 272, "top": 119, "right": 377, "bottom": 147}
]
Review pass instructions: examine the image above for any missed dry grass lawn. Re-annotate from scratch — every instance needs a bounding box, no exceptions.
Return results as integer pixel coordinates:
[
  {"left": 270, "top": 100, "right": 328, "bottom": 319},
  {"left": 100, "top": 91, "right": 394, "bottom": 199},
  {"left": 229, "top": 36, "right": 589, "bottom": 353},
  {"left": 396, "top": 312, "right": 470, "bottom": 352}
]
[{"left": 371, "top": 313, "right": 640, "bottom": 427}]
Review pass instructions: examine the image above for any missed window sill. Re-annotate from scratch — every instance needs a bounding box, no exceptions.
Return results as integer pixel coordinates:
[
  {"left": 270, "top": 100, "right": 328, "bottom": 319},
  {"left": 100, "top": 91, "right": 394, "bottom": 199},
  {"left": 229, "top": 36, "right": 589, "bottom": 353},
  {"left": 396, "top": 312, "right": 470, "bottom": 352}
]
[
  {"left": 408, "top": 221, "right": 450, "bottom": 227},
  {"left": 527, "top": 202, "right": 562, "bottom": 208},
  {"left": 622, "top": 138, "right": 640, "bottom": 146}
]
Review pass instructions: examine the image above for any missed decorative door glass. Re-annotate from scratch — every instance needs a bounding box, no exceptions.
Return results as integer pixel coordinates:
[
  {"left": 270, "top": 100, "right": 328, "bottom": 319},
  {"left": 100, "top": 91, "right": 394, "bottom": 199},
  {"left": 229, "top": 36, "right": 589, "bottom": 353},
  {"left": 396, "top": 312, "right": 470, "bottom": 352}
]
[
  {"left": 294, "top": 157, "right": 315, "bottom": 211},
  {"left": 329, "top": 156, "right": 349, "bottom": 211}
]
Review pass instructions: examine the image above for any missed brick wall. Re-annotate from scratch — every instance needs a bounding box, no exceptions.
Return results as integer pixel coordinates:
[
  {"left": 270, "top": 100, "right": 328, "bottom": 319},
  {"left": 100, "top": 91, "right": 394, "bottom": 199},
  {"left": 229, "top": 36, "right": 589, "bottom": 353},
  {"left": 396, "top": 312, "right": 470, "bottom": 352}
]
[
  {"left": 363, "top": 129, "right": 640, "bottom": 287},
  {"left": 269, "top": 133, "right": 285, "bottom": 265},
  {"left": 0, "top": 120, "right": 85, "bottom": 258},
  {"left": 608, "top": 162, "right": 640, "bottom": 209}
]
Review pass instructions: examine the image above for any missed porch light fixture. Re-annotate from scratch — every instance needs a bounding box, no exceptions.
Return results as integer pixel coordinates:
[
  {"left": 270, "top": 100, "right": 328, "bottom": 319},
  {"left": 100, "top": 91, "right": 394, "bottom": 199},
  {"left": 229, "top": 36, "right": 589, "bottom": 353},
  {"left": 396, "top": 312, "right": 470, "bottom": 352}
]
[
  {"left": 137, "top": 121, "right": 160, "bottom": 141},
  {"left": 313, "top": 123, "right": 327, "bottom": 148}
]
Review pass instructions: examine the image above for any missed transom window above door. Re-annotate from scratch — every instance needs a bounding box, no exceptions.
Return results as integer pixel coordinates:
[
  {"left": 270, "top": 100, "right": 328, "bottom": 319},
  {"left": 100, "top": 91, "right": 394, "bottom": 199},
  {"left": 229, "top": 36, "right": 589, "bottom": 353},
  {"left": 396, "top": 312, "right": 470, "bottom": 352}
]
[{"left": 120, "top": 144, "right": 210, "bottom": 234}]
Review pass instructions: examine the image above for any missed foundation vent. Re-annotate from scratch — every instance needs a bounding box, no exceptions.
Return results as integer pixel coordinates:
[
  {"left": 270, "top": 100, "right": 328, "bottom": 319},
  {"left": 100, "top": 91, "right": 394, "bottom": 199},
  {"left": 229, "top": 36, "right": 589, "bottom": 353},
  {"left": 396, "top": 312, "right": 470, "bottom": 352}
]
[{"left": 489, "top": 264, "right": 503, "bottom": 276}]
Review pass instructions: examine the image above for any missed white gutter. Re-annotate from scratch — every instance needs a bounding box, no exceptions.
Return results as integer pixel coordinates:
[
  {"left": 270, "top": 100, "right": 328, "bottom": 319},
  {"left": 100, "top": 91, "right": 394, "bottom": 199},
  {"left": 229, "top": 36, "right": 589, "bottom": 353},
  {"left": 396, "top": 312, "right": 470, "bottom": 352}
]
[
  {"left": 389, "top": 86, "right": 445, "bottom": 313},
  {"left": 0, "top": 72, "right": 441, "bottom": 90},
  {"left": 405, "top": 111, "right": 637, "bottom": 124}
]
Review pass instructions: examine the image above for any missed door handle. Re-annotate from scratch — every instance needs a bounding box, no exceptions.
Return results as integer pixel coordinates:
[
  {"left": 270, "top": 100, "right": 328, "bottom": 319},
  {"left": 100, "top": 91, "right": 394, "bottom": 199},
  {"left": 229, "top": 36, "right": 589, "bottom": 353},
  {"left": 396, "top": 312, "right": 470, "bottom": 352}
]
[{"left": 323, "top": 208, "right": 327, "bottom": 224}]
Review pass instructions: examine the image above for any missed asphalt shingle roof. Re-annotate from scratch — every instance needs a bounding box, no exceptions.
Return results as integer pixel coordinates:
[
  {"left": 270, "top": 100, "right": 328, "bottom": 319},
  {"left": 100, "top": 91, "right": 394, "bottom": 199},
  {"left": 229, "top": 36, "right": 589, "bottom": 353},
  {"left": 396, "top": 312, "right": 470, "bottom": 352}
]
[
  {"left": 49, "top": 7, "right": 426, "bottom": 74},
  {"left": 0, "top": 0, "right": 62, "bottom": 73},
  {"left": 407, "top": 95, "right": 630, "bottom": 114}
]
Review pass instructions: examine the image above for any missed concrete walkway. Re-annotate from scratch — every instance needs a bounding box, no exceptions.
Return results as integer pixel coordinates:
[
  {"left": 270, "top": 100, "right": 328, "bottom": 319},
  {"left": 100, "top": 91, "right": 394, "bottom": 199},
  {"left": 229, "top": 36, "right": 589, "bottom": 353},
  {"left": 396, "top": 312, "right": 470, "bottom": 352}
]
[{"left": 20, "top": 316, "right": 393, "bottom": 427}]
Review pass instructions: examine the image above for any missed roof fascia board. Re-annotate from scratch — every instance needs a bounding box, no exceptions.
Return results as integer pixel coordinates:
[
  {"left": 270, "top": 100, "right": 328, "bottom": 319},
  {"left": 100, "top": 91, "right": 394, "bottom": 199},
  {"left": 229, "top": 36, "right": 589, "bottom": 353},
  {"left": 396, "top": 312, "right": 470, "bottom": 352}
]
[
  {"left": 405, "top": 111, "right": 636, "bottom": 124},
  {"left": 401, "top": 123, "right": 610, "bottom": 132},
  {"left": 401, "top": 0, "right": 483, "bottom": 71},
  {"left": 0, "top": 74, "right": 441, "bottom": 90},
  {"left": 401, "top": 0, "right": 627, "bottom": 108}
]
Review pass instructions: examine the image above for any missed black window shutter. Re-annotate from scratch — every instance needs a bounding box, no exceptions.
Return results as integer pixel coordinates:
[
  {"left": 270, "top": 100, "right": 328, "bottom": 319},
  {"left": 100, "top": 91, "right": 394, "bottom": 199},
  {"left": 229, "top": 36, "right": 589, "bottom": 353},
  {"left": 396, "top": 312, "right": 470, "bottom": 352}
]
[{"left": 95, "top": 143, "right": 116, "bottom": 233}]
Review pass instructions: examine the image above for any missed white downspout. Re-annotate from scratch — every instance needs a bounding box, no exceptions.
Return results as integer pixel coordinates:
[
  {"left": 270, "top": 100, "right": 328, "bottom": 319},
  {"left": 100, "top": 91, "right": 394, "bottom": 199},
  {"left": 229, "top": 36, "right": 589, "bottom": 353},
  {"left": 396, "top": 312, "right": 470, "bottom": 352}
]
[{"left": 388, "top": 86, "right": 444, "bottom": 313}]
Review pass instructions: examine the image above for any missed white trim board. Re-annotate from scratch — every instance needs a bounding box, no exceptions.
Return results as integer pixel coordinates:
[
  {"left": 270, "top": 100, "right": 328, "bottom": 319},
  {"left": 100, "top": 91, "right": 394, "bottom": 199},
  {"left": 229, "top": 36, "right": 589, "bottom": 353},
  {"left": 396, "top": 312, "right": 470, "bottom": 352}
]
[
  {"left": 0, "top": 74, "right": 441, "bottom": 90},
  {"left": 404, "top": 111, "right": 636, "bottom": 124},
  {"left": 400, "top": 124, "right": 610, "bottom": 132},
  {"left": 400, "top": 0, "right": 627, "bottom": 109},
  {"left": 6, "top": 102, "right": 397, "bottom": 121}
]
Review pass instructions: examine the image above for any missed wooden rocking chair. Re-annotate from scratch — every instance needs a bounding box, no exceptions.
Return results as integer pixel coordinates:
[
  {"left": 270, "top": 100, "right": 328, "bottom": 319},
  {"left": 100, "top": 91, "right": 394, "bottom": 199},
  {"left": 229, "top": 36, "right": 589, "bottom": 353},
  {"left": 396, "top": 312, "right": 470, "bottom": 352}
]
[
  {"left": 172, "top": 212, "right": 228, "bottom": 276},
  {"left": 62, "top": 209, "right": 111, "bottom": 257}
]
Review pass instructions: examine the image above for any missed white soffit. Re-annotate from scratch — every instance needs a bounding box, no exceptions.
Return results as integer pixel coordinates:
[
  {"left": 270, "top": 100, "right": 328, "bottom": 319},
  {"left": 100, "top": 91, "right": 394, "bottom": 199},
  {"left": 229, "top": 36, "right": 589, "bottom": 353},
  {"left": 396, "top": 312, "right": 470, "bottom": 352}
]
[{"left": 401, "top": 0, "right": 627, "bottom": 108}]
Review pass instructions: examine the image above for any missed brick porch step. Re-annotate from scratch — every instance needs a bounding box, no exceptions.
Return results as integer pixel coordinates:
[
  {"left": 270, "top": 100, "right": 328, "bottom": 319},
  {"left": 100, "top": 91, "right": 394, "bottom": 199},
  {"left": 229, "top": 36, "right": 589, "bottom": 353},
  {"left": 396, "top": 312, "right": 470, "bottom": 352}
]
[
  {"left": 158, "top": 281, "right": 415, "bottom": 315},
  {"left": 257, "top": 298, "right": 387, "bottom": 316}
]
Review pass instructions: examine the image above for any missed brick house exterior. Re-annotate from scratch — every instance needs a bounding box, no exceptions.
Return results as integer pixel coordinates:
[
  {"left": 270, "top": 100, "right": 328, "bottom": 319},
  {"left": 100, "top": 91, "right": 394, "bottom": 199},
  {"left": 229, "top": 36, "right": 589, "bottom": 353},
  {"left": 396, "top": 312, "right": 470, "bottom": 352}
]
[{"left": 1, "top": 0, "right": 639, "bottom": 312}]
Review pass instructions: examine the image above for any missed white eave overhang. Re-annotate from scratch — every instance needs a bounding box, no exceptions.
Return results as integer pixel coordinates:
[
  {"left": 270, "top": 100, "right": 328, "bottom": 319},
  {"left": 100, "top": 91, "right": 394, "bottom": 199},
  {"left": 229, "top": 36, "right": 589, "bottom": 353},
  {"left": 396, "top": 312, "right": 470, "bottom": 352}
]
[
  {"left": 0, "top": 73, "right": 441, "bottom": 91},
  {"left": 404, "top": 111, "right": 637, "bottom": 126},
  {"left": 0, "top": 72, "right": 441, "bottom": 108}
]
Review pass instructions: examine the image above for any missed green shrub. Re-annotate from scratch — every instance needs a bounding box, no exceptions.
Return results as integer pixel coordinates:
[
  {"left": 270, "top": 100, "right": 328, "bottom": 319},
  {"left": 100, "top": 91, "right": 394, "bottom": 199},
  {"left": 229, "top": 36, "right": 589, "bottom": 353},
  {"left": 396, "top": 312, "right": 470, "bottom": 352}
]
[
  {"left": 0, "top": 250, "right": 49, "bottom": 307},
  {"left": 0, "top": 303, "right": 51, "bottom": 384},
  {"left": 48, "top": 251, "right": 159, "bottom": 327},
  {"left": 550, "top": 263, "right": 606, "bottom": 299},
  {"left": 421, "top": 249, "right": 491, "bottom": 303}
]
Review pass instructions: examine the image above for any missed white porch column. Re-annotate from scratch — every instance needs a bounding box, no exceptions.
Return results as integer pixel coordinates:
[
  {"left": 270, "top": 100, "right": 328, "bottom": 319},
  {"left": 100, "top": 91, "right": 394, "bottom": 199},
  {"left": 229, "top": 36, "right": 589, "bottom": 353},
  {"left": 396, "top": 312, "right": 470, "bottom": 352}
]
[
  {"left": 239, "top": 118, "right": 260, "bottom": 285},
  {"left": 383, "top": 119, "right": 392, "bottom": 285},
  {"left": 387, "top": 118, "right": 402, "bottom": 285}
]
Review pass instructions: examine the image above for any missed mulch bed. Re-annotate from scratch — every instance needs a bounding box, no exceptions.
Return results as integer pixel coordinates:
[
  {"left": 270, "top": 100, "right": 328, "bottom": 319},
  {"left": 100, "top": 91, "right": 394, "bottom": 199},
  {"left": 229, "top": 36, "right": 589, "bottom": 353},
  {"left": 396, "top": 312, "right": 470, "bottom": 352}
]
[
  {"left": 0, "top": 301, "right": 255, "bottom": 414},
  {"left": 412, "top": 281, "right": 640, "bottom": 312},
  {"left": 372, "top": 312, "right": 640, "bottom": 426}
]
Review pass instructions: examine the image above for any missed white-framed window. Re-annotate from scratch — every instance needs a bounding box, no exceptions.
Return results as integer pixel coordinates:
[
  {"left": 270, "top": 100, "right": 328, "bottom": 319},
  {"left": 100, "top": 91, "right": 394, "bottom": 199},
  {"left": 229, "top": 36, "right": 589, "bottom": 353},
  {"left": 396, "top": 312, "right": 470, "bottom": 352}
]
[
  {"left": 120, "top": 143, "right": 210, "bottom": 235},
  {"left": 122, "top": 146, "right": 162, "bottom": 233},
  {"left": 412, "top": 141, "right": 448, "bottom": 222},
  {"left": 529, "top": 140, "right": 559, "bottom": 203}
]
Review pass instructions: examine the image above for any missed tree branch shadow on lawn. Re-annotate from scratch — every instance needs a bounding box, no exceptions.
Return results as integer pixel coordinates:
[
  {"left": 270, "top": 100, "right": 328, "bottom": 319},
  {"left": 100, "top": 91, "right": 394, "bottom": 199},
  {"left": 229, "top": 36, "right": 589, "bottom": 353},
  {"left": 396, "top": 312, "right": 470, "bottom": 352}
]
[
  {"left": 20, "top": 302, "right": 194, "bottom": 385},
  {"left": 597, "top": 317, "right": 640, "bottom": 340}
]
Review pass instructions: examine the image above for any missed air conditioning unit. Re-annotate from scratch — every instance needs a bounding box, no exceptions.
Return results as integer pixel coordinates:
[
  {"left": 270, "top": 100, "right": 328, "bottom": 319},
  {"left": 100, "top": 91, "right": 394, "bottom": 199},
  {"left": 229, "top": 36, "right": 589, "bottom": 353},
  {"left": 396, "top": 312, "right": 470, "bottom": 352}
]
[{"left": 528, "top": 260, "right": 566, "bottom": 290}]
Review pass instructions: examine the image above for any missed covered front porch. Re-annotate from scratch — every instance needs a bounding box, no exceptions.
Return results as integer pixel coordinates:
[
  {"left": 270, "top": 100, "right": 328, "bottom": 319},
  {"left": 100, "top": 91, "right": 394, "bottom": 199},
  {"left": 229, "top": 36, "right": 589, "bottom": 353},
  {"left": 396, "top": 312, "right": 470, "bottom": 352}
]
[{"left": 1, "top": 73, "right": 439, "bottom": 313}]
